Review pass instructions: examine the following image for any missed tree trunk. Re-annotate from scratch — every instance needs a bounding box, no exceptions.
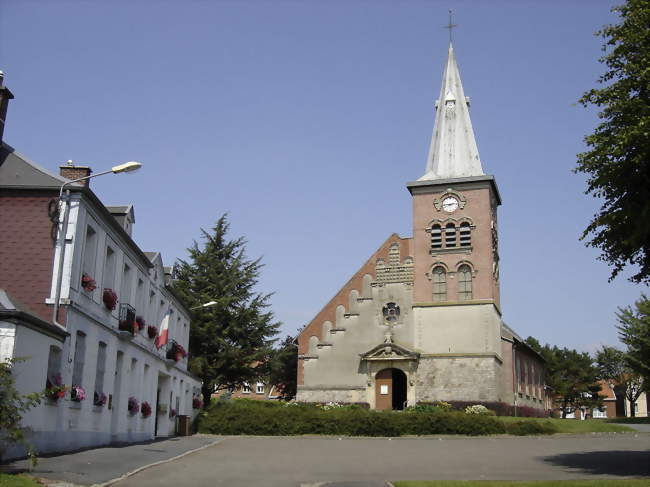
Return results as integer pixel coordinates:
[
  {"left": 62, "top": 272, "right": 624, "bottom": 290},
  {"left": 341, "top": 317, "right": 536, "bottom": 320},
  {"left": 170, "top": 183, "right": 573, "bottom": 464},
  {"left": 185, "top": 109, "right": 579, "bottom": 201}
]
[{"left": 202, "top": 384, "right": 212, "bottom": 410}]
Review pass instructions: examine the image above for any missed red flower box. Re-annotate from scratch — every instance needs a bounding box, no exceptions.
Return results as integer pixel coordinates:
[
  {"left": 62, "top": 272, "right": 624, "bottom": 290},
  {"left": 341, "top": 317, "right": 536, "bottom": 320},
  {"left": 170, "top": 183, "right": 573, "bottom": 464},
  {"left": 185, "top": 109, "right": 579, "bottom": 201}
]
[
  {"left": 103, "top": 288, "right": 118, "bottom": 310},
  {"left": 81, "top": 273, "right": 97, "bottom": 292}
]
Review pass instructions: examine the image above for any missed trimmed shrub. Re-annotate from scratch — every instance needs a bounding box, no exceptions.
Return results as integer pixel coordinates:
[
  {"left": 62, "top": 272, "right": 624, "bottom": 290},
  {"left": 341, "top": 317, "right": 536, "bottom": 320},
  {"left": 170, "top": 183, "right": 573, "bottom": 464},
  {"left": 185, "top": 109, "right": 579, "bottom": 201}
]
[
  {"left": 198, "top": 399, "right": 509, "bottom": 437},
  {"left": 418, "top": 401, "right": 548, "bottom": 418}
]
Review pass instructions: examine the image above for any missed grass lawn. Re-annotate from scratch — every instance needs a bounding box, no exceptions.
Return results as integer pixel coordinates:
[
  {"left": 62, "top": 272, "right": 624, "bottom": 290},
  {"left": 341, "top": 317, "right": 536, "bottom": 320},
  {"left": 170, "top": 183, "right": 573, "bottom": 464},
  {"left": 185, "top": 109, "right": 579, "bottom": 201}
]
[
  {"left": 605, "top": 417, "right": 650, "bottom": 424},
  {"left": 498, "top": 417, "right": 634, "bottom": 433},
  {"left": 394, "top": 480, "right": 650, "bottom": 487},
  {"left": 0, "top": 473, "right": 41, "bottom": 487}
]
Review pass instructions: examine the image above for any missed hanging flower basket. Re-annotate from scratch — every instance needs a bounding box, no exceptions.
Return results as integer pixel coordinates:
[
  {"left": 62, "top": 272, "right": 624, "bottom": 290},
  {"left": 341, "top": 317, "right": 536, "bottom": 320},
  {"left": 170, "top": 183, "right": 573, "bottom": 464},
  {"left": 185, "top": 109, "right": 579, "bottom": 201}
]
[
  {"left": 192, "top": 397, "right": 203, "bottom": 409},
  {"left": 70, "top": 385, "right": 86, "bottom": 402},
  {"left": 141, "top": 401, "right": 152, "bottom": 418},
  {"left": 103, "top": 288, "right": 118, "bottom": 310},
  {"left": 147, "top": 325, "right": 158, "bottom": 339},
  {"left": 166, "top": 341, "right": 188, "bottom": 361},
  {"left": 128, "top": 396, "right": 140, "bottom": 415},
  {"left": 81, "top": 273, "right": 97, "bottom": 292},
  {"left": 45, "top": 374, "right": 66, "bottom": 401},
  {"left": 135, "top": 316, "right": 146, "bottom": 331},
  {"left": 94, "top": 391, "right": 107, "bottom": 407}
]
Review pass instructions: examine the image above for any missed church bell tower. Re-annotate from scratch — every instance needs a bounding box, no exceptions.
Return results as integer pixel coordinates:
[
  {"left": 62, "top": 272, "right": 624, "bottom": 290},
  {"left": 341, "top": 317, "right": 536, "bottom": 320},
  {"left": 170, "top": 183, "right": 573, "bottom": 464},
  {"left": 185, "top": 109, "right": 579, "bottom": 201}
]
[{"left": 407, "top": 43, "right": 505, "bottom": 403}]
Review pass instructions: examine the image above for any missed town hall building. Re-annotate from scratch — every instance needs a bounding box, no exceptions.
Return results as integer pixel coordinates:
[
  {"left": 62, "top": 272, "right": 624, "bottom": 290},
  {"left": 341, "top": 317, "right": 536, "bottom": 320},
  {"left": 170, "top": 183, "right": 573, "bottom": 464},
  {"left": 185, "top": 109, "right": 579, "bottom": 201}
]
[{"left": 296, "top": 44, "right": 546, "bottom": 412}]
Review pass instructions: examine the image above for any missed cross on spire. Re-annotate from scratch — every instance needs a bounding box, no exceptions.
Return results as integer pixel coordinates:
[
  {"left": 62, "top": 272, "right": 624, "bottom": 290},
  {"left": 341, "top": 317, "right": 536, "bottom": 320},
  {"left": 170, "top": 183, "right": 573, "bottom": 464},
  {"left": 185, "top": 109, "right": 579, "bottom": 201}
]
[{"left": 444, "top": 10, "right": 456, "bottom": 43}]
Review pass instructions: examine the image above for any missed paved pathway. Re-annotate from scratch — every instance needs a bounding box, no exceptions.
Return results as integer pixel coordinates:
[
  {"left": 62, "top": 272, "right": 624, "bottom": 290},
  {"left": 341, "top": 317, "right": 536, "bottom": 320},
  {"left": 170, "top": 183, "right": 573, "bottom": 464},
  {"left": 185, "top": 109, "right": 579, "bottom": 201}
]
[
  {"left": 113, "top": 433, "right": 650, "bottom": 487},
  {"left": 3, "top": 433, "right": 649, "bottom": 486},
  {"left": 1, "top": 435, "right": 219, "bottom": 486}
]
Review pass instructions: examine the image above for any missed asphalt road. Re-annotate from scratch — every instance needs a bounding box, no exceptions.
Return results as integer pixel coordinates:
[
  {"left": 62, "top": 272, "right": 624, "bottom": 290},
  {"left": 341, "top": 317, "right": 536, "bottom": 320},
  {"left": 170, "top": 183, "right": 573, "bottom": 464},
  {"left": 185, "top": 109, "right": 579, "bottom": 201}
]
[{"left": 114, "top": 434, "right": 650, "bottom": 487}]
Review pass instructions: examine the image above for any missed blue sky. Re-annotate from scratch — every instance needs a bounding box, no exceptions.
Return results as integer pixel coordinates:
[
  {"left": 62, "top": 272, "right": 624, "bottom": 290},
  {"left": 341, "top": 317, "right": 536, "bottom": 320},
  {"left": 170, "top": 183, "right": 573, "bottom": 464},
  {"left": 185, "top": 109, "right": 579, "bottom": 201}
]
[{"left": 1, "top": 0, "right": 644, "bottom": 352}]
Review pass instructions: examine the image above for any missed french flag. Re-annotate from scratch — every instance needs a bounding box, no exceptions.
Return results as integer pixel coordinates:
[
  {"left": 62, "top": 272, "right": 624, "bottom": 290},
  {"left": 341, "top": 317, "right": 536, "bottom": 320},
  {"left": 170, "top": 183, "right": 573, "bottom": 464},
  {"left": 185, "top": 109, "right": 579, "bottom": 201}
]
[{"left": 155, "top": 309, "right": 171, "bottom": 349}]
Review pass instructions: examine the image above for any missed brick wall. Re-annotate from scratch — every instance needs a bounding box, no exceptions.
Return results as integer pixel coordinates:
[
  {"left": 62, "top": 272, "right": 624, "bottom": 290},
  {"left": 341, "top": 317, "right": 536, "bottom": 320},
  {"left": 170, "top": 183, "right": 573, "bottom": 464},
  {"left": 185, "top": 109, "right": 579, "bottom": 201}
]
[
  {"left": 59, "top": 166, "right": 91, "bottom": 185},
  {"left": 0, "top": 190, "right": 58, "bottom": 323}
]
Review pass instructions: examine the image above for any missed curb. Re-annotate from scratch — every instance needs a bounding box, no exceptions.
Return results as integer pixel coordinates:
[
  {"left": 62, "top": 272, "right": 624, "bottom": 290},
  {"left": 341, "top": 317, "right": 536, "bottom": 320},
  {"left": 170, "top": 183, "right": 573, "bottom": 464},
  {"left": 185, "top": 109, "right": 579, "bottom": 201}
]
[{"left": 95, "top": 438, "right": 223, "bottom": 487}]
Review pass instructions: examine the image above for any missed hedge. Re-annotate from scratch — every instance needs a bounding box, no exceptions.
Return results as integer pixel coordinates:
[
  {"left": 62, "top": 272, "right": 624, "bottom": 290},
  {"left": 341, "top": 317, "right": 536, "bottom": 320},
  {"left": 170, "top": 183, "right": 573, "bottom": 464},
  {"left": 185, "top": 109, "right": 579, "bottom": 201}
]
[
  {"left": 417, "top": 401, "right": 549, "bottom": 418},
  {"left": 197, "top": 399, "right": 556, "bottom": 437}
]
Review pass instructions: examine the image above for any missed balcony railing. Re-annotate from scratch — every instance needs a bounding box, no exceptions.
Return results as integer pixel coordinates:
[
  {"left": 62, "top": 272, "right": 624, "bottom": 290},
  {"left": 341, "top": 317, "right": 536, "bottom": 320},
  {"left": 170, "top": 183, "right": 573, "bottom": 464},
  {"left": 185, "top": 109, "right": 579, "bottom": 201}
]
[{"left": 118, "top": 303, "right": 136, "bottom": 335}]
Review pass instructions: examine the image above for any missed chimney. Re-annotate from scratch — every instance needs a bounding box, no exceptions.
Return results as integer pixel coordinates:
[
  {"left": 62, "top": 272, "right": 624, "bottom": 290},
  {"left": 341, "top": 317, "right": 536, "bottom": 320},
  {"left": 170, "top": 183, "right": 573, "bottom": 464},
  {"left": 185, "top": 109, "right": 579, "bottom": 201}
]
[
  {"left": 0, "top": 71, "right": 15, "bottom": 145},
  {"left": 59, "top": 160, "right": 93, "bottom": 186}
]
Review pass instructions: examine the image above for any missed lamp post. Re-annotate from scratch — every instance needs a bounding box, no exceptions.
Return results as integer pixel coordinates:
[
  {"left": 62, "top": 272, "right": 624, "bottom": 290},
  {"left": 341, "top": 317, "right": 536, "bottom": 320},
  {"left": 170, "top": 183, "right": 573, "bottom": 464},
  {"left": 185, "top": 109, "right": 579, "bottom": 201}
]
[
  {"left": 52, "top": 161, "right": 142, "bottom": 326},
  {"left": 190, "top": 301, "right": 218, "bottom": 310}
]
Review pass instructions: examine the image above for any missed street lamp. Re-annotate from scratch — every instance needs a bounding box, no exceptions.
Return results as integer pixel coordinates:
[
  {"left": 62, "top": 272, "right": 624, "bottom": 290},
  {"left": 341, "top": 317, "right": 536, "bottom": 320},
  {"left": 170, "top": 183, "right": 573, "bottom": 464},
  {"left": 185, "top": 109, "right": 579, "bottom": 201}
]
[
  {"left": 190, "top": 301, "right": 218, "bottom": 310},
  {"left": 52, "top": 161, "right": 143, "bottom": 326}
]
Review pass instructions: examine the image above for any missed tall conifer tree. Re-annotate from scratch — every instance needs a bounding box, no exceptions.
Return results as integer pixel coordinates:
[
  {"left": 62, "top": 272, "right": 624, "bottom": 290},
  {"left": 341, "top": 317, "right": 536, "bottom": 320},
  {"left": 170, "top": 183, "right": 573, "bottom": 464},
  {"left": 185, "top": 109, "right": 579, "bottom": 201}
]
[{"left": 173, "top": 215, "right": 280, "bottom": 407}]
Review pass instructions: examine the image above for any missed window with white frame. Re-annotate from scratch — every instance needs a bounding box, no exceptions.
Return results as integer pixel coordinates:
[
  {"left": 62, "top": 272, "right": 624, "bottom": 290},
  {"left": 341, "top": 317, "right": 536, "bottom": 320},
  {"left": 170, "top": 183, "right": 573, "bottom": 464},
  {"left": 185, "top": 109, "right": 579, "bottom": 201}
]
[
  {"left": 592, "top": 407, "right": 607, "bottom": 418},
  {"left": 46, "top": 345, "right": 62, "bottom": 389},
  {"left": 121, "top": 263, "right": 132, "bottom": 304},
  {"left": 82, "top": 225, "right": 97, "bottom": 282},
  {"left": 256, "top": 382, "right": 264, "bottom": 394},
  {"left": 94, "top": 341, "right": 107, "bottom": 403},
  {"left": 102, "top": 246, "right": 116, "bottom": 291},
  {"left": 432, "top": 266, "right": 447, "bottom": 302},
  {"left": 242, "top": 383, "right": 251, "bottom": 393},
  {"left": 457, "top": 264, "right": 473, "bottom": 301},
  {"left": 72, "top": 332, "right": 86, "bottom": 388}
]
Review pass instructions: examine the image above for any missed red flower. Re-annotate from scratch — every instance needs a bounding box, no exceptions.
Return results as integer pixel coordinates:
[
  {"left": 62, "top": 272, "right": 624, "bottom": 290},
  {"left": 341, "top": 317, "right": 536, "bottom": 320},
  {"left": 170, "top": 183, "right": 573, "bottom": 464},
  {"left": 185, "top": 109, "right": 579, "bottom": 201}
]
[
  {"left": 81, "top": 274, "right": 97, "bottom": 292},
  {"left": 103, "top": 288, "right": 118, "bottom": 310}
]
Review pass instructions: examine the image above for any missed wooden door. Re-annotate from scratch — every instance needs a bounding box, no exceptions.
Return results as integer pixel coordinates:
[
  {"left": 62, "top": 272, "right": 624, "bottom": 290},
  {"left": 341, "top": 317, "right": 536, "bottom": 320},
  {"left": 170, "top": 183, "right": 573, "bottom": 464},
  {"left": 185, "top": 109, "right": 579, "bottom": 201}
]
[{"left": 375, "top": 369, "right": 393, "bottom": 411}]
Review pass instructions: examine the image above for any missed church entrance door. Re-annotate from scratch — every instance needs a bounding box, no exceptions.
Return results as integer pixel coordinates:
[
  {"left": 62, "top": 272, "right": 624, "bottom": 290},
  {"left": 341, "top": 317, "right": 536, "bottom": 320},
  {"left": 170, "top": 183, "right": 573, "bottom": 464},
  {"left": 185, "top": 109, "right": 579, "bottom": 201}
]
[{"left": 375, "top": 368, "right": 407, "bottom": 411}]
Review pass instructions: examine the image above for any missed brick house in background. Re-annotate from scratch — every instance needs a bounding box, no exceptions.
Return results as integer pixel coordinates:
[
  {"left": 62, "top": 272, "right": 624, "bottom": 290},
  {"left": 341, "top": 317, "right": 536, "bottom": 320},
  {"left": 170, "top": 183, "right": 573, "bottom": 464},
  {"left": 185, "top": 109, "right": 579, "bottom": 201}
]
[
  {"left": 296, "top": 44, "right": 546, "bottom": 412},
  {"left": 0, "top": 74, "right": 201, "bottom": 460}
]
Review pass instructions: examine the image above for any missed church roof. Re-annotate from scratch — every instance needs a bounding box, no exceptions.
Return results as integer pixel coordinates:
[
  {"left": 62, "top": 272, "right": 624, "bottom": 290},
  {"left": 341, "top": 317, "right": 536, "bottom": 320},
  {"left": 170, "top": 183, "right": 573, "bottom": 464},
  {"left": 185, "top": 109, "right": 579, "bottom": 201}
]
[{"left": 418, "top": 43, "right": 484, "bottom": 181}]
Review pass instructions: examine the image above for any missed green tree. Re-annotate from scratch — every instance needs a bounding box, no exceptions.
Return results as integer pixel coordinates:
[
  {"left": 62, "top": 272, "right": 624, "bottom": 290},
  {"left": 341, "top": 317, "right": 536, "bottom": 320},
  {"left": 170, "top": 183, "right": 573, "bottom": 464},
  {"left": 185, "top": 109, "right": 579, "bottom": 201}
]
[
  {"left": 173, "top": 215, "right": 280, "bottom": 407},
  {"left": 526, "top": 338, "right": 602, "bottom": 418},
  {"left": 0, "top": 359, "right": 43, "bottom": 465},
  {"left": 616, "top": 295, "right": 650, "bottom": 382},
  {"left": 268, "top": 335, "right": 298, "bottom": 400},
  {"left": 576, "top": 0, "right": 650, "bottom": 283},
  {"left": 596, "top": 345, "right": 645, "bottom": 416}
]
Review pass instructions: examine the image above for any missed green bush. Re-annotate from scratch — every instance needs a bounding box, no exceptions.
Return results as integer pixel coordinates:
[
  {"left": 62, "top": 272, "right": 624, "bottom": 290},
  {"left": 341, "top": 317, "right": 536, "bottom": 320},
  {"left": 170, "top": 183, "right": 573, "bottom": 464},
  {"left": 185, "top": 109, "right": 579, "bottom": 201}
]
[{"left": 198, "top": 399, "right": 511, "bottom": 437}]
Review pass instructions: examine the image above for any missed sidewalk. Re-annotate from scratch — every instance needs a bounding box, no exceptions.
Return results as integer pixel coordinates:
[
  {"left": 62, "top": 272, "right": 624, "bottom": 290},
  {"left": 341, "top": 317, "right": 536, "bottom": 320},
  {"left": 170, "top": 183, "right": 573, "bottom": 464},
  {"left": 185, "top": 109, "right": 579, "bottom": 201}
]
[{"left": 1, "top": 435, "right": 221, "bottom": 486}]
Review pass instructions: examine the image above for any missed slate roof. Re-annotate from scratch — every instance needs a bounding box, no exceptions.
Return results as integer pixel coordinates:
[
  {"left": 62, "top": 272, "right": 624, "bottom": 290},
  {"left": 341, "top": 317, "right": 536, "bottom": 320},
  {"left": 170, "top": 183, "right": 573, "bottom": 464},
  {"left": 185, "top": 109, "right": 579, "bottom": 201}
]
[{"left": 0, "top": 289, "right": 68, "bottom": 341}]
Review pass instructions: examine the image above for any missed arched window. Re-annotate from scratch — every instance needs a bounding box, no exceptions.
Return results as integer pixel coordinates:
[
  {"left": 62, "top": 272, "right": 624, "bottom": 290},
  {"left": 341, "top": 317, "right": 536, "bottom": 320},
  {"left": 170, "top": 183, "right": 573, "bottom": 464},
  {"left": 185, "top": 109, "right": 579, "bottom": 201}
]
[
  {"left": 458, "top": 264, "right": 472, "bottom": 300},
  {"left": 430, "top": 224, "right": 442, "bottom": 249},
  {"left": 459, "top": 222, "right": 471, "bottom": 247},
  {"left": 445, "top": 223, "right": 457, "bottom": 247},
  {"left": 432, "top": 266, "right": 447, "bottom": 302}
]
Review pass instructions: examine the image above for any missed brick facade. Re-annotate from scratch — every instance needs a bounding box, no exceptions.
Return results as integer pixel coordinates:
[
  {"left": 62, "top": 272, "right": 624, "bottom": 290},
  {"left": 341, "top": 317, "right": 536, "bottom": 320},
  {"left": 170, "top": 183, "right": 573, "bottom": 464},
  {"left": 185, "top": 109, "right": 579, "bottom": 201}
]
[{"left": 0, "top": 189, "right": 58, "bottom": 323}]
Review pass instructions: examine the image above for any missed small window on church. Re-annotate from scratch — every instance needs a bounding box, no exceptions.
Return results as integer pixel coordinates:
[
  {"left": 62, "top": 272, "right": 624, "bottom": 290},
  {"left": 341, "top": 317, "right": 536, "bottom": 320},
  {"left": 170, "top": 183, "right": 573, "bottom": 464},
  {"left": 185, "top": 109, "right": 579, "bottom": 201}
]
[
  {"left": 459, "top": 222, "right": 471, "bottom": 247},
  {"left": 445, "top": 223, "right": 457, "bottom": 247},
  {"left": 431, "top": 225, "right": 442, "bottom": 249},
  {"left": 432, "top": 266, "right": 446, "bottom": 302},
  {"left": 458, "top": 265, "right": 472, "bottom": 300}
]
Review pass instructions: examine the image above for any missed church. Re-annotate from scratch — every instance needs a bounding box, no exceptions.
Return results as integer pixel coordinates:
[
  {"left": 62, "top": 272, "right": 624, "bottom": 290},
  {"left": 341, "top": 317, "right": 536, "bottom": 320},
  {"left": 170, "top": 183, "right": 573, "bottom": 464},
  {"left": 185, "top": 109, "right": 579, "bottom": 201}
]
[{"left": 296, "top": 43, "right": 546, "bottom": 412}]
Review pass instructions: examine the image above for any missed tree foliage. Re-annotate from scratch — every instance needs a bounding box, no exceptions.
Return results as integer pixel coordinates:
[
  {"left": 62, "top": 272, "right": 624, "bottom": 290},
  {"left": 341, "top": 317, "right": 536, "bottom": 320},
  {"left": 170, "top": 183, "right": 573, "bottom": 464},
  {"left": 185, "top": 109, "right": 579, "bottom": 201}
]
[
  {"left": 596, "top": 345, "right": 645, "bottom": 416},
  {"left": 576, "top": 0, "right": 650, "bottom": 283},
  {"left": 173, "top": 215, "right": 280, "bottom": 407},
  {"left": 268, "top": 335, "right": 298, "bottom": 400},
  {"left": 0, "top": 359, "right": 43, "bottom": 464},
  {"left": 525, "top": 338, "right": 602, "bottom": 417},
  {"left": 616, "top": 294, "right": 650, "bottom": 382}
]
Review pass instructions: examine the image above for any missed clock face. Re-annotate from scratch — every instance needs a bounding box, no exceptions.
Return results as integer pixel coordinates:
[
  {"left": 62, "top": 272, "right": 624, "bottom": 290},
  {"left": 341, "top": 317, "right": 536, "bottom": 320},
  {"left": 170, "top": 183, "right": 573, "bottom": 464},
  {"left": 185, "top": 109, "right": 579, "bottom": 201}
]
[{"left": 442, "top": 196, "right": 459, "bottom": 213}]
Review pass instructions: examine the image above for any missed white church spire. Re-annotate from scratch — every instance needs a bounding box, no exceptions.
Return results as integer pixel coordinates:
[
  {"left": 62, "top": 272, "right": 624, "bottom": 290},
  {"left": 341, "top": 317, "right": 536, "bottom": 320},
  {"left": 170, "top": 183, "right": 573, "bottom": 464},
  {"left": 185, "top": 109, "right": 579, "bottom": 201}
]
[{"left": 418, "top": 43, "right": 484, "bottom": 181}]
